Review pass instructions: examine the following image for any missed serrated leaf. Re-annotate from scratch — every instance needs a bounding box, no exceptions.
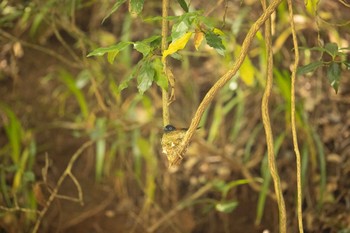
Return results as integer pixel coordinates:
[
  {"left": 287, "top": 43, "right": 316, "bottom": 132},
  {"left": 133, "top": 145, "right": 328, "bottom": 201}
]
[
  {"left": 324, "top": 42, "right": 338, "bottom": 57},
  {"left": 296, "top": 61, "right": 323, "bottom": 75},
  {"left": 215, "top": 200, "right": 238, "bottom": 213},
  {"left": 205, "top": 31, "right": 225, "bottom": 56},
  {"left": 129, "top": 0, "right": 144, "bottom": 15},
  {"left": 194, "top": 31, "right": 204, "bottom": 50},
  {"left": 137, "top": 62, "right": 155, "bottom": 94},
  {"left": 134, "top": 42, "right": 151, "bottom": 57},
  {"left": 102, "top": 0, "right": 127, "bottom": 23},
  {"left": 162, "top": 32, "right": 192, "bottom": 61},
  {"left": 176, "top": 0, "right": 189, "bottom": 12},
  {"left": 327, "top": 62, "right": 341, "bottom": 93}
]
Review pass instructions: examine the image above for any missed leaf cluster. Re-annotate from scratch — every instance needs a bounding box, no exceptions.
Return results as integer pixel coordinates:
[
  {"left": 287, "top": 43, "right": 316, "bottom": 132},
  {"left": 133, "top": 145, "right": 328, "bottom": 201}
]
[
  {"left": 88, "top": 5, "right": 226, "bottom": 95},
  {"left": 297, "top": 43, "right": 350, "bottom": 93}
]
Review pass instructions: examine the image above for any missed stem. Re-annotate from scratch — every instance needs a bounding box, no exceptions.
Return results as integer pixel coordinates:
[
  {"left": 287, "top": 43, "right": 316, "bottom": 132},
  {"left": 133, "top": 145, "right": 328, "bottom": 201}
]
[
  {"left": 260, "top": 0, "right": 287, "bottom": 232},
  {"left": 287, "top": 0, "right": 304, "bottom": 232},
  {"left": 161, "top": 0, "right": 170, "bottom": 126}
]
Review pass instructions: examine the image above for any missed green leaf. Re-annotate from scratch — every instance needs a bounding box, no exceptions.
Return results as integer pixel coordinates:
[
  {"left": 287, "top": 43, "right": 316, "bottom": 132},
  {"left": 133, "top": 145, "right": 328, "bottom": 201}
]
[
  {"left": 296, "top": 61, "right": 323, "bottom": 75},
  {"left": 102, "top": 0, "right": 127, "bottom": 23},
  {"left": 134, "top": 42, "right": 151, "bottom": 57},
  {"left": 59, "top": 70, "right": 89, "bottom": 119},
  {"left": 94, "top": 118, "right": 107, "bottom": 182},
  {"left": 215, "top": 200, "right": 238, "bottom": 213},
  {"left": 118, "top": 74, "right": 134, "bottom": 92},
  {"left": 324, "top": 42, "right": 338, "bottom": 57},
  {"left": 176, "top": 0, "right": 189, "bottom": 12},
  {"left": 171, "top": 20, "right": 191, "bottom": 41},
  {"left": 129, "top": 0, "right": 144, "bottom": 15},
  {"left": 0, "top": 104, "right": 23, "bottom": 163},
  {"left": 153, "top": 58, "right": 168, "bottom": 90},
  {"left": 327, "top": 62, "right": 341, "bottom": 93},
  {"left": 205, "top": 30, "right": 225, "bottom": 56},
  {"left": 142, "top": 35, "right": 161, "bottom": 45},
  {"left": 137, "top": 62, "right": 155, "bottom": 94},
  {"left": 87, "top": 41, "right": 133, "bottom": 64}
]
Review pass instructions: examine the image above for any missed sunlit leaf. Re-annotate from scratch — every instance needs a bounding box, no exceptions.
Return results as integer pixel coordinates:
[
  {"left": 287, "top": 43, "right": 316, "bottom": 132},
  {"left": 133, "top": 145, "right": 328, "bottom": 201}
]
[
  {"left": 215, "top": 200, "right": 238, "bottom": 213},
  {"left": 205, "top": 30, "right": 225, "bottom": 56},
  {"left": 213, "top": 27, "right": 225, "bottom": 36},
  {"left": 176, "top": 0, "right": 189, "bottom": 12},
  {"left": 233, "top": 45, "right": 254, "bottom": 86},
  {"left": 137, "top": 61, "right": 155, "bottom": 94},
  {"left": 102, "top": 0, "right": 127, "bottom": 23},
  {"left": 327, "top": 62, "right": 341, "bottom": 93},
  {"left": 129, "top": 0, "right": 144, "bottom": 15},
  {"left": 162, "top": 32, "right": 192, "bottom": 61},
  {"left": 297, "top": 61, "right": 323, "bottom": 75}
]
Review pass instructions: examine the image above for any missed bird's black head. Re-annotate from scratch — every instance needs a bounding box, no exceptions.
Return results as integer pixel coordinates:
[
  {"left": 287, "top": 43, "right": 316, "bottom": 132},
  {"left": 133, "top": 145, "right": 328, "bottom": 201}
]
[{"left": 164, "top": 124, "right": 176, "bottom": 132}]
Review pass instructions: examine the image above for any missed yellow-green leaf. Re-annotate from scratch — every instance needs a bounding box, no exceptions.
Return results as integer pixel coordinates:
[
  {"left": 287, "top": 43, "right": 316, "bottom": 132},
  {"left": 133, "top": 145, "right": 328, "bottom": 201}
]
[
  {"left": 234, "top": 46, "right": 255, "bottom": 86},
  {"left": 162, "top": 32, "right": 192, "bottom": 62},
  {"left": 305, "top": 0, "right": 318, "bottom": 16},
  {"left": 213, "top": 27, "right": 225, "bottom": 36}
]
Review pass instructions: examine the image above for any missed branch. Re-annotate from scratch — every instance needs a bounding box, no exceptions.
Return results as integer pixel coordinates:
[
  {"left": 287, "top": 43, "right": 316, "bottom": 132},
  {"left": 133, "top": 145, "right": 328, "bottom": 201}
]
[{"left": 172, "top": 0, "right": 284, "bottom": 165}]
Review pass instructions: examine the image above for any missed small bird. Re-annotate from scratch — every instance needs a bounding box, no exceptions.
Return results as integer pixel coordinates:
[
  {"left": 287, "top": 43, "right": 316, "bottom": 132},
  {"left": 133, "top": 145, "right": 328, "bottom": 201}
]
[
  {"left": 161, "top": 125, "right": 187, "bottom": 153},
  {"left": 161, "top": 124, "right": 198, "bottom": 165}
]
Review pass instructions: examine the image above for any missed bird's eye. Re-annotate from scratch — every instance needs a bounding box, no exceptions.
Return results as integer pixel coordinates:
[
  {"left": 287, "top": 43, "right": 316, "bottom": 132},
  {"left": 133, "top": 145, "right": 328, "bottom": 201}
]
[{"left": 164, "top": 124, "right": 176, "bottom": 132}]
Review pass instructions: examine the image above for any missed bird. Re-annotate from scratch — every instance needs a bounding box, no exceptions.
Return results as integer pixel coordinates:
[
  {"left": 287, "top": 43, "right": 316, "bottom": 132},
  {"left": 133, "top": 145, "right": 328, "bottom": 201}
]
[
  {"left": 161, "top": 124, "right": 198, "bottom": 165},
  {"left": 161, "top": 125, "right": 187, "bottom": 155}
]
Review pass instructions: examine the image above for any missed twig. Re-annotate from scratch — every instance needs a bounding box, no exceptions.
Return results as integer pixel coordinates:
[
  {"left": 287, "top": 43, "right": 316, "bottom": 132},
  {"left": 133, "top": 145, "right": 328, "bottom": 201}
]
[
  {"left": 287, "top": 0, "right": 304, "bottom": 232},
  {"left": 32, "top": 140, "right": 94, "bottom": 233},
  {"left": 172, "top": 0, "right": 283, "bottom": 166}
]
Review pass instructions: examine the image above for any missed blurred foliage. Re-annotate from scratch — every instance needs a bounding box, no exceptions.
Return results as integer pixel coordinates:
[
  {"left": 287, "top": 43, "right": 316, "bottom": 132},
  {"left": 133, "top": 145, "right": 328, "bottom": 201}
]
[{"left": 1, "top": 0, "right": 350, "bottom": 232}]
